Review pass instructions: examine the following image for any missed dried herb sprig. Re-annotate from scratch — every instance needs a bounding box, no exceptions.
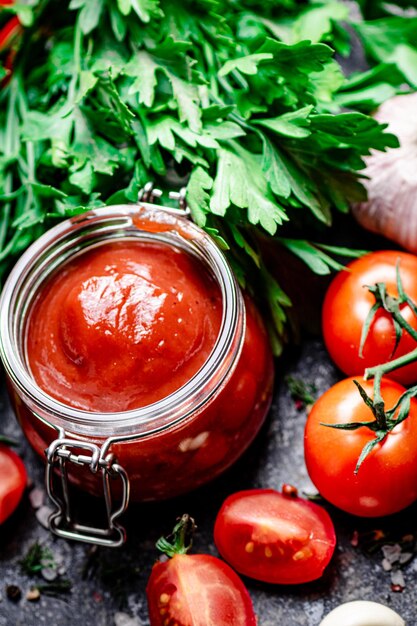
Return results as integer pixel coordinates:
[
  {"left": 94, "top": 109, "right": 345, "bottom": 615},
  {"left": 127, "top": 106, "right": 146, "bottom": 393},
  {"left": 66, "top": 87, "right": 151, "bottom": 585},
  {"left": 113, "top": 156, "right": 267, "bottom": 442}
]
[
  {"left": 19, "top": 541, "right": 72, "bottom": 598},
  {"left": 285, "top": 375, "right": 317, "bottom": 408},
  {"left": 20, "top": 541, "right": 55, "bottom": 576}
]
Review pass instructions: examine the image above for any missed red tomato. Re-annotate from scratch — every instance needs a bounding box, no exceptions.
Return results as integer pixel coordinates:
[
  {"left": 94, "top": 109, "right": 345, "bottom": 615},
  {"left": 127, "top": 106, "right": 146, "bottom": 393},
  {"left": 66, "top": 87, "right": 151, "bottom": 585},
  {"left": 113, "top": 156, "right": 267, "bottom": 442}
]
[
  {"left": 322, "top": 251, "right": 417, "bottom": 384},
  {"left": 304, "top": 377, "right": 417, "bottom": 517},
  {"left": 147, "top": 553, "right": 256, "bottom": 626},
  {"left": 214, "top": 488, "right": 336, "bottom": 584},
  {"left": 0, "top": 444, "right": 27, "bottom": 524}
]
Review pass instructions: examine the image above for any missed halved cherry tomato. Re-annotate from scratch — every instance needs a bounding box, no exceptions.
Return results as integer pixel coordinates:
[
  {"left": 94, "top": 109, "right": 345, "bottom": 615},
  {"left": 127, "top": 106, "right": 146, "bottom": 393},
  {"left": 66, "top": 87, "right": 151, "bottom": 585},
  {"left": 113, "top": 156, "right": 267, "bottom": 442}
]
[
  {"left": 0, "top": 443, "right": 27, "bottom": 524},
  {"left": 214, "top": 488, "right": 336, "bottom": 584},
  {"left": 322, "top": 251, "right": 417, "bottom": 384},
  {"left": 147, "top": 553, "right": 256, "bottom": 625},
  {"left": 304, "top": 377, "right": 417, "bottom": 517}
]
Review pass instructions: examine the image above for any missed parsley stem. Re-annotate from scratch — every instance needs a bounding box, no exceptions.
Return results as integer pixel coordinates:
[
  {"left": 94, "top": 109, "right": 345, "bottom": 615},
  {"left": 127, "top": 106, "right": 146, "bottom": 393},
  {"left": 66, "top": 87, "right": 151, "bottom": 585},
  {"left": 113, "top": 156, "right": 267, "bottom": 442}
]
[
  {"left": 209, "top": 93, "right": 262, "bottom": 137},
  {"left": 16, "top": 80, "right": 35, "bottom": 217},
  {"left": 68, "top": 18, "right": 83, "bottom": 103},
  {"left": 202, "top": 42, "right": 219, "bottom": 99},
  {"left": 0, "top": 79, "right": 19, "bottom": 252},
  {"left": 372, "top": 370, "right": 387, "bottom": 430}
]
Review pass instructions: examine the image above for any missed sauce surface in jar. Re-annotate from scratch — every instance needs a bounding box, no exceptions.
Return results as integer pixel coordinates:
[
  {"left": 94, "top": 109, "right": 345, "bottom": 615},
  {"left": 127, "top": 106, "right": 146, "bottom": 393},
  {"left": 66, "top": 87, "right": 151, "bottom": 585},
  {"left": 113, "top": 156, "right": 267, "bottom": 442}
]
[{"left": 26, "top": 240, "right": 223, "bottom": 412}]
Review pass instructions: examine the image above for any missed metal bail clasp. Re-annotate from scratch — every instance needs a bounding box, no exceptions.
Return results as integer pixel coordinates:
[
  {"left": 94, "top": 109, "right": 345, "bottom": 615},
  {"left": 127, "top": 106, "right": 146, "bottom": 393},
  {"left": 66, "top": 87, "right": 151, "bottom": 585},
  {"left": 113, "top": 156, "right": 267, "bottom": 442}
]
[
  {"left": 138, "top": 181, "right": 190, "bottom": 216},
  {"left": 45, "top": 438, "right": 130, "bottom": 547}
]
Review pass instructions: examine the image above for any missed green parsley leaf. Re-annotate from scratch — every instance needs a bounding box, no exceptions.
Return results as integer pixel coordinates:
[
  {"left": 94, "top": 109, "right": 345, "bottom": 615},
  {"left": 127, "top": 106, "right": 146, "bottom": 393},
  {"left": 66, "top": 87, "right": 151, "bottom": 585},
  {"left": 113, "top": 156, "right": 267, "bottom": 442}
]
[
  {"left": 218, "top": 53, "right": 273, "bottom": 77},
  {"left": 0, "top": 0, "right": 403, "bottom": 348}
]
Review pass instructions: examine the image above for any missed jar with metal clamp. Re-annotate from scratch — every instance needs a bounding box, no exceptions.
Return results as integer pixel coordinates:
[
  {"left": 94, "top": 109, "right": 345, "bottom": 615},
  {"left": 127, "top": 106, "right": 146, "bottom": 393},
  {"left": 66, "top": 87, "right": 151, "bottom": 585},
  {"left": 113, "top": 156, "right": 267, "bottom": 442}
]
[{"left": 0, "top": 185, "right": 274, "bottom": 546}]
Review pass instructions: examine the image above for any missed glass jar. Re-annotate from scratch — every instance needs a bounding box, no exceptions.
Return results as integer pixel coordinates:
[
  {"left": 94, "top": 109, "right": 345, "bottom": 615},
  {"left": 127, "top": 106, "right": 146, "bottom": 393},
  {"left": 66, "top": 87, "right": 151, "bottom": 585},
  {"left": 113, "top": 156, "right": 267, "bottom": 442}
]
[{"left": 0, "top": 193, "right": 273, "bottom": 546}]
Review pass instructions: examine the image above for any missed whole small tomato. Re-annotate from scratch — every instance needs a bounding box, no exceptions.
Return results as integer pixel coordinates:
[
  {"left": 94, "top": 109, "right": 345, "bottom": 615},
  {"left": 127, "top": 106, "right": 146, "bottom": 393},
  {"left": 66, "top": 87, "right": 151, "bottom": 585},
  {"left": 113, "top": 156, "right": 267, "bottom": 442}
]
[
  {"left": 322, "top": 251, "right": 417, "bottom": 384},
  {"left": 147, "top": 515, "right": 256, "bottom": 626},
  {"left": 304, "top": 377, "right": 417, "bottom": 517},
  {"left": 0, "top": 443, "right": 27, "bottom": 524},
  {"left": 214, "top": 487, "right": 336, "bottom": 584}
]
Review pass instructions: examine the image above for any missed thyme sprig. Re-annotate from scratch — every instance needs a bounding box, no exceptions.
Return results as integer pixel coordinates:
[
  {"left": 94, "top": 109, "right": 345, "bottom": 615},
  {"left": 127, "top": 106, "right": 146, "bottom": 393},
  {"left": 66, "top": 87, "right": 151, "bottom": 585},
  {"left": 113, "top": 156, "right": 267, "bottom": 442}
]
[
  {"left": 285, "top": 375, "right": 316, "bottom": 408},
  {"left": 20, "top": 541, "right": 55, "bottom": 576},
  {"left": 19, "top": 541, "right": 72, "bottom": 598}
]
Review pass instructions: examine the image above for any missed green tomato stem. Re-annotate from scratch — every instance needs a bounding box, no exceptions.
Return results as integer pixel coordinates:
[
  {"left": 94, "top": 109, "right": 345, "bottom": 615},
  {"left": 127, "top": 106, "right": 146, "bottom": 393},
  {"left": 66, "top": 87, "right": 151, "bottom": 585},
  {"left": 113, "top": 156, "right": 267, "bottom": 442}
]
[
  {"left": 372, "top": 370, "right": 387, "bottom": 431},
  {"left": 390, "top": 301, "right": 417, "bottom": 343},
  {"left": 365, "top": 347, "right": 417, "bottom": 381},
  {"left": 155, "top": 514, "right": 196, "bottom": 558}
]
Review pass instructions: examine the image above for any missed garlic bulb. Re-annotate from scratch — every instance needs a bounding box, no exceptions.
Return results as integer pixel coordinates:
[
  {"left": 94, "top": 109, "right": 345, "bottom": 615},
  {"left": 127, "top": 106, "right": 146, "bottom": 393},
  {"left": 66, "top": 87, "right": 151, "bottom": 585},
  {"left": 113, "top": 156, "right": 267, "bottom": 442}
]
[
  {"left": 319, "top": 600, "right": 405, "bottom": 626},
  {"left": 352, "top": 92, "right": 417, "bottom": 252}
]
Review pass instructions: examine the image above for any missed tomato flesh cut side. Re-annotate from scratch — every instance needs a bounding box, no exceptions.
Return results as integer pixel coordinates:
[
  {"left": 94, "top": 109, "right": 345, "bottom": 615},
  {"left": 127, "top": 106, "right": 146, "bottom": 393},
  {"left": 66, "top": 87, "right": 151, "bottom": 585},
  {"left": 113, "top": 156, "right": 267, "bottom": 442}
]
[
  {"left": 214, "top": 489, "right": 336, "bottom": 585},
  {"left": 147, "top": 554, "right": 257, "bottom": 626},
  {"left": 0, "top": 444, "right": 27, "bottom": 524}
]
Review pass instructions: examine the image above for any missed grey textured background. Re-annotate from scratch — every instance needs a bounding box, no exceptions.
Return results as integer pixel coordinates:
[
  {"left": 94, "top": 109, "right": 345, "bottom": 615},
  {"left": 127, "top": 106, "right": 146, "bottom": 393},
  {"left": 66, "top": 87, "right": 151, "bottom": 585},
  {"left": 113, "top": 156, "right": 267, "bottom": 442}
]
[
  {"left": 1, "top": 337, "right": 416, "bottom": 626},
  {"left": 0, "top": 25, "right": 416, "bottom": 621}
]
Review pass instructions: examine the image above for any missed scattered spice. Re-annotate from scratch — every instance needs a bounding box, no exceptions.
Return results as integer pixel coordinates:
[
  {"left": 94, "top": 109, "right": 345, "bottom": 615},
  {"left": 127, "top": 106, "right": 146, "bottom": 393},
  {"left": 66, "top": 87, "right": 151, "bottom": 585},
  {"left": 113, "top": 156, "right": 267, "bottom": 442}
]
[
  {"left": 114, "top": 613, "right": 142, "bottom": 626},
  {"left": 92, "top": 591, "right": 103, "bottom": 603},
  {"left": 28, "top": 486, "right": 45, "bottom": 510},
  {"left": 6, "top": 585, "right": 21, "bottom": 602},
  {"left": 350, "top": 530, "right": 359, "bottom": 548},
  {"left": 35, "top": 505, "right": 54, "bottom": 529},
  {"left": 390, "top": 569, "right": 406, "bottom": 592},
  {"left": 41, "top": 567, "right": 58, "bottom": 582},
  {"left": 26, "top": 587, "right": 40, "bottom": 602},
  {"left": 352, "top": 527, "right": 417, "bottom": 591}
]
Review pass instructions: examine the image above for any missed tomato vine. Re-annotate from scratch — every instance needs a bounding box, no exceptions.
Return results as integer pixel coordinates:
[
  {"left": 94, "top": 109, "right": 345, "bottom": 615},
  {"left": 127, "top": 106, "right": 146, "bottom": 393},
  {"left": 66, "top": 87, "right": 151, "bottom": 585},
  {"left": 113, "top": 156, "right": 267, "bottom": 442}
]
[{"left": 323, "top": 260, "right": 417, "bottom": 473}]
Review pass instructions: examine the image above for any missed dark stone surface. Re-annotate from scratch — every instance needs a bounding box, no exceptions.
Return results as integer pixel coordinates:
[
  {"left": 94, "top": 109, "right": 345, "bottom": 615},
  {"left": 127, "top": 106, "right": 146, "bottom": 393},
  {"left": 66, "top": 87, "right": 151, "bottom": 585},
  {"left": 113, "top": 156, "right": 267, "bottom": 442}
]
[{"left": 0, "top": 339, "right": 416, "bottom": 626}]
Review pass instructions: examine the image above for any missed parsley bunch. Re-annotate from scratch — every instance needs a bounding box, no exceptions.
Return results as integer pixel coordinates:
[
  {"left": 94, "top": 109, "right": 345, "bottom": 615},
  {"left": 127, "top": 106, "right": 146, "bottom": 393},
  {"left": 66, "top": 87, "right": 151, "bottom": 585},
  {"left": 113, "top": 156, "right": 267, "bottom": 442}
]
[{"left": 0, "top": 0, "right": 399, "bottom": 351}]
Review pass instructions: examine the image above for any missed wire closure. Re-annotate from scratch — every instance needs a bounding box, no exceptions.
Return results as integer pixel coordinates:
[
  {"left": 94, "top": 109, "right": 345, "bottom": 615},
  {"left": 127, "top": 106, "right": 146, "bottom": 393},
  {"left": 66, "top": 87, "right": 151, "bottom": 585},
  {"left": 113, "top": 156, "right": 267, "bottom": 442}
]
[
  {"left": 138, "top": 181, "right": 190, "bottom": 216},
  {"left": 45, "top": 437, "right": 130, "bottom": 548},
  {"left": 43, "top": 183, "right": 193, "bottom": 545},
  {"left": 0, "top": 181, "right": 242, "bottom": 545}
]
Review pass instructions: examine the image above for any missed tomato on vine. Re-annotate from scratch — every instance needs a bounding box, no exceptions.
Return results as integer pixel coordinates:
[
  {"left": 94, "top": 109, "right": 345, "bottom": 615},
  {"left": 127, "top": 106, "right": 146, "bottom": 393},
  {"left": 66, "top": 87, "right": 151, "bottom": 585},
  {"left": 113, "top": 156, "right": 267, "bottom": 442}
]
[
  {"left": 214, "top": 487, "right": 336, "bottom": 584},
  {"left": 322, "top": 251, "right": 417, "bottom": 385},
  {"left": 146, "top": 515, "right": 256, "bottom": 626},
  {"left": 304, "top": 377, "right": 417, "bottom": 517}
]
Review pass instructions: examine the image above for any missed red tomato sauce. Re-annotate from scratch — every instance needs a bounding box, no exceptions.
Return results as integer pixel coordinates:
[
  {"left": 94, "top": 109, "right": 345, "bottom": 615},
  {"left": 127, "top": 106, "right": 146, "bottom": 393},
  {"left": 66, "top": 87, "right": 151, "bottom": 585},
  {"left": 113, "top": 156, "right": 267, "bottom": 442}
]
[
  {"left": 26, "top": 241, "right": 223, "bottom": 412},
  {"left": 16, "top": 234, "right": 273, "bottom": 500}
]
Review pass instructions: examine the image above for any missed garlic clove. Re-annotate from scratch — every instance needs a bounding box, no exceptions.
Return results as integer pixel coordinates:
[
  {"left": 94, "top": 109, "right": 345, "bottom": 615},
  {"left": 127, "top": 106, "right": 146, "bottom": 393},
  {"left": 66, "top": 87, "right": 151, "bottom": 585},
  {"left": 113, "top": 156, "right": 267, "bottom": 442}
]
[
  {"left": 319, "top": 600, "right": 405, "bottom": 626},
  {"left": 352, "top": 92, "right": 417, "bottom": 253}
]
